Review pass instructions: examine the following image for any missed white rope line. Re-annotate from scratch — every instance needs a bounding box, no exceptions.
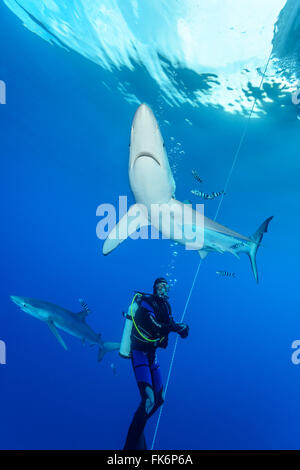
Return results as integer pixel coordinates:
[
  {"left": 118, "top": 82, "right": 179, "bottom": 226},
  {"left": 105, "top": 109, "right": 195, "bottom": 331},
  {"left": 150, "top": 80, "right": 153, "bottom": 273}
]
[{"left": 151, "top": 49, "right": 273, "bottom": 450}]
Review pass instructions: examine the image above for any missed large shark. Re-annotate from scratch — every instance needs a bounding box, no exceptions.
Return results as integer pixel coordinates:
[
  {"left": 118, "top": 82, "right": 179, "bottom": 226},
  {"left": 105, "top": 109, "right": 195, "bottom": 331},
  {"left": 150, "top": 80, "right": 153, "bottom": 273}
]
[
  {"left": 10, "top": 296, "right": 120, "bottom": 361},
  {"left": 103, "top": 103, "right": 273, "bottom": 283}
]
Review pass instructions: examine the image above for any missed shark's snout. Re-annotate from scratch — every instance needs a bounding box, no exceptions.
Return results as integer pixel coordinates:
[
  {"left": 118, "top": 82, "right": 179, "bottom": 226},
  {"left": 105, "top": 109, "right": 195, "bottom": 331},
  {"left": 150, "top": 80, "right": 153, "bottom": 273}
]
[
  {"left": 132, "top": 103, "right": 156, "bottom": 130},
  {"left": 127, "top": 103, "right": 176, "bottom": 207},
  {"left": 10, "top": 296, "right": 26, "bottom": 307},
  {"left": 130, "top": 103, "right": 165, "bottom": 172}
]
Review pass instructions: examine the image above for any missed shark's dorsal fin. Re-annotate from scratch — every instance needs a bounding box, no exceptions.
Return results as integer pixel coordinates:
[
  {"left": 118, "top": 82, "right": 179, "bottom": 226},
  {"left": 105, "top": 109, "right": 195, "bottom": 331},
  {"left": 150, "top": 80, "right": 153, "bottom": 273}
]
[
  {"left": 47, "top": 320, "right": 68, "bottom": 350},
  {"left": 77, "top": 311, "right": 88, "bottom": 321}
]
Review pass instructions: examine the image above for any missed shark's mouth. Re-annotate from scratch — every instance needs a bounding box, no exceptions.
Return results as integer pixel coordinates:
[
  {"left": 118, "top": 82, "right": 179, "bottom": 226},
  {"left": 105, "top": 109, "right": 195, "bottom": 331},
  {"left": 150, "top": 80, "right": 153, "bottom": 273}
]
[{"left": 135, "top": 152, "right": 161, "bottom": 167}]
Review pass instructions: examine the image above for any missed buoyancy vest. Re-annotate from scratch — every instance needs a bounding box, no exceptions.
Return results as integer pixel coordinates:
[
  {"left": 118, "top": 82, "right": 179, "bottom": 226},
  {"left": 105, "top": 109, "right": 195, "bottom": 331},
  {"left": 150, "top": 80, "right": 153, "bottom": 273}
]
[{"left": 131, "top": 294, "right": 175, "bottom": 351}]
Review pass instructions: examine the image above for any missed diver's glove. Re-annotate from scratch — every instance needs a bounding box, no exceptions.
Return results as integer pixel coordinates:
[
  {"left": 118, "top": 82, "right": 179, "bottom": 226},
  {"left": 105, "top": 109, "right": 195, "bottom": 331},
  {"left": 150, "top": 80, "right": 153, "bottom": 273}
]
[
  {"left": 158, "top": 336, "right": 168, "bottom": 349},
  {"left": 176, "top": 323, "right": 189, "bottom": 339}
]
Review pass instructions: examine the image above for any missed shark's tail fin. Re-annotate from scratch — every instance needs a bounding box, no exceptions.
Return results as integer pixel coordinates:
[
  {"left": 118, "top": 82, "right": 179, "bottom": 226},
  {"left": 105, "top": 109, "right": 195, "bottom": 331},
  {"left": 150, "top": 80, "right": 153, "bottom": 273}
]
[
  {"left": 248, "top": 216, "right": 273, "bottom": 283},
  {"left": 98, "top": 342, "right": 120, "bottom": 362}
]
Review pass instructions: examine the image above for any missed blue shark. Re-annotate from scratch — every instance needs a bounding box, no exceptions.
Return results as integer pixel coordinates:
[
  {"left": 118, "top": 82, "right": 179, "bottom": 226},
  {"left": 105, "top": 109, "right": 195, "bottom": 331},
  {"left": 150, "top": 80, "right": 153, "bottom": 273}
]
[
  {"left": 10, "top": 296, "right": 120, "bottom": 361},
  {"left": 103, "top": 103, "right": 273, "bottom": 283}
]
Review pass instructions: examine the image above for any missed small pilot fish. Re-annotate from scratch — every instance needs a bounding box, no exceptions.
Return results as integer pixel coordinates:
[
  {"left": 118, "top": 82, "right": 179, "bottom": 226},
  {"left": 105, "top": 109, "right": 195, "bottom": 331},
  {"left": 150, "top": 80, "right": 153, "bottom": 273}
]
[
  {"left": 191, "top": 189, "right": 224, "bottom": 200},
  {"left": 216, "top": 270, "right": 236, "bottom": 278},
  {"left": 110, "top": 363, "right": 117, "bottom": 376},
  {"left": 192, "top": 169, "right": 203, "bottom": 183},
  {"left": 78, "top": 298, "right": 91, "bottom": 314}
]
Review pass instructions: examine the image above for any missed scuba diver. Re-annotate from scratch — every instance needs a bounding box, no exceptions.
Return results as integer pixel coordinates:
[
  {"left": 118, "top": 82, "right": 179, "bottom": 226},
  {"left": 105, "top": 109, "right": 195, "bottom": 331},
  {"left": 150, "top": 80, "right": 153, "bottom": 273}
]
[{"left": 123, "top": 277, "right": 189, "bottom": 450}]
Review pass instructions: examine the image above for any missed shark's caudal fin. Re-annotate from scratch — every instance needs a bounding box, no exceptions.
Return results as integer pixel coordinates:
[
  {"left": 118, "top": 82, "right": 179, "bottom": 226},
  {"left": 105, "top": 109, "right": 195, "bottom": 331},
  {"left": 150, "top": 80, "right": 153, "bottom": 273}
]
[
  {"left": 98, "top": 342, "right": 120, "bottom": 362},
  {"left": 248, "top": 216, "right": 273, "bottom": 284}
]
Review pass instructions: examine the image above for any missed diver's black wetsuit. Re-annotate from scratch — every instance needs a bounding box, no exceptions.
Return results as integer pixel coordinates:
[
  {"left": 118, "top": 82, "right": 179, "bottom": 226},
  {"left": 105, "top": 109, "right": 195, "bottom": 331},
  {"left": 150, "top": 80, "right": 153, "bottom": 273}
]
[{"left": 123, "top": 294, "right": 187, "bottom": 450}]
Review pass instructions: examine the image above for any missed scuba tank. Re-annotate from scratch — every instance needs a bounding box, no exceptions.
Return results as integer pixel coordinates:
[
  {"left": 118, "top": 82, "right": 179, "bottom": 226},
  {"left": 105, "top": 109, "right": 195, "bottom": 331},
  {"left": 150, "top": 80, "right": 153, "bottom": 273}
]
[
  {"left": 119, "top": 293, "right": 141, "bottom": 358},
  {"left": 119, "top": 291, "right": 165, "bottom": 358},
  {"left": 119, "top": 311, "right": 134, "bottom": 359}
]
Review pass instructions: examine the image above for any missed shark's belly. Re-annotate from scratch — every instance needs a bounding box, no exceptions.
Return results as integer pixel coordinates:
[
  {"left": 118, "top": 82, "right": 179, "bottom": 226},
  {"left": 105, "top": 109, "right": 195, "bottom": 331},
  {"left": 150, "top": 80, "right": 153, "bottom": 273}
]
[
  {"left": 161, "top": 224, "right": 205, "bottom": 250},
  {"left": 148, "top": 199, "right": 205, "bottom": 249},
  {"left": 53, "top": 318, "right": 99, "bottom": 345},
  {"left": 203, "top": 229, "right": 250, "bottom": 253}
]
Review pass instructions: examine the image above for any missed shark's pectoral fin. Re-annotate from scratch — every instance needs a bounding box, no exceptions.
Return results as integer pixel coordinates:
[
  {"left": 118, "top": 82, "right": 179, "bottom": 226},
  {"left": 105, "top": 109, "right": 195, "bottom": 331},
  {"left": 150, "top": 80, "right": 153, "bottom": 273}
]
[
  {"left": 198, "top": 249, "right": 208, "bottom": 260},
  {"left": 47, "top": 320, "right": 68, "bottom": 350},
  {"left": 103, "top": 204, "right": 149, "bottom": 255}
]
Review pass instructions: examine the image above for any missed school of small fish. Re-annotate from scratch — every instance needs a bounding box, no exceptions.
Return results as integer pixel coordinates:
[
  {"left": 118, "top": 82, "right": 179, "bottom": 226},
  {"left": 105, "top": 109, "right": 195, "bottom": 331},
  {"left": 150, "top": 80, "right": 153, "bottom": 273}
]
[
  {"left": 191, "top": 169, "right": 224, "bottom": 200},
  {"left": 191, "top": 170, "right": 233, "bottom": 279}
]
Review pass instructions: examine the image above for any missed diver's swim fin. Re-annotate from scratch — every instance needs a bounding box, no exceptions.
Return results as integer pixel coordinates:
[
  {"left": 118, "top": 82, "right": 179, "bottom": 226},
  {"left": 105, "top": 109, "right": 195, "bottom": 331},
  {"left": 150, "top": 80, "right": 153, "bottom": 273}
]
[
  {"left": 47, "top": 320, "right": 68, "bottom": 350},
  {"left": 137, "top": 432, "right": 147, "bottom": 450}
]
